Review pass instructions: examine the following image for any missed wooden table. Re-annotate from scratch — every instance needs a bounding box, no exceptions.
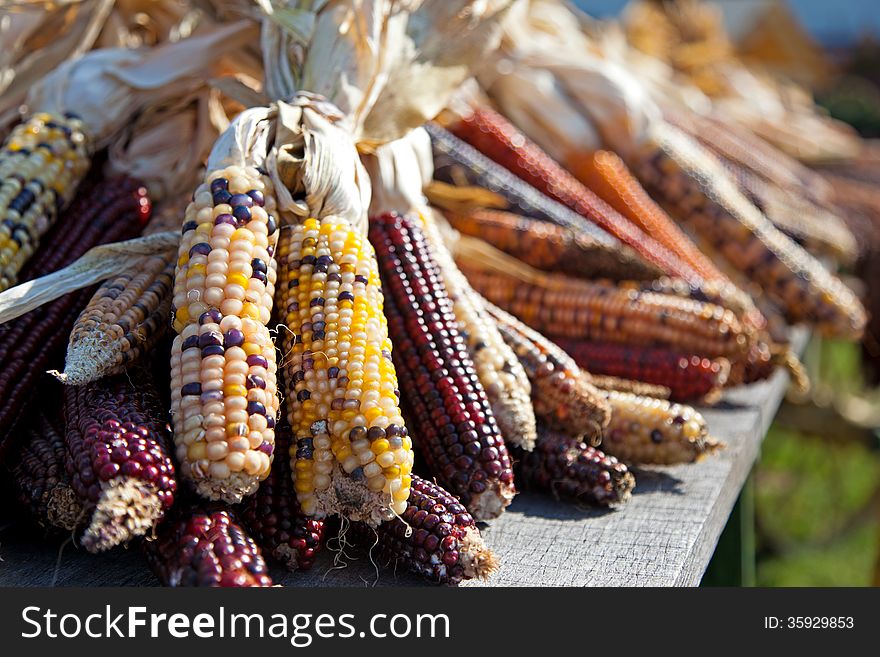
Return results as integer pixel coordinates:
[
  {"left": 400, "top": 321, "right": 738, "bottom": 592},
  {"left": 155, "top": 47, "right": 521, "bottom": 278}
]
[{"left": 0, "top": 331, "right": 807, "bottom": 587}]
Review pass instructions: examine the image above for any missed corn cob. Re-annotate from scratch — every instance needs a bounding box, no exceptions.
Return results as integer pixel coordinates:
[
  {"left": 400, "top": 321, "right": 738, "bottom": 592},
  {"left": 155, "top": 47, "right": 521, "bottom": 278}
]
[
  {"left": 444, "top": 208, "right": 659, "bottom": 282},
  {"left": 514, "top": 425, "right": 635, "bottom": 506},
  {"left": 370, "top": 213, "right": 515, "bottom": 519},
  {"left": 459, "top": 244, "right": 751, "bottom": 361},
  {"left": 0, "top": 175, "right": 150, "bottom": 456},
  {"left": 8, "top": 408, "right": 82, "bottom": 533},
  {"left": 554, "top": 339, "right": 729, "bottom": 403},
  {"left": 635, "top": 125, "right": 866, "bottom": 339},
  {"left": 353, "top": 474, "right": 497, "bottom": 585},
  {"left": 0, "top": 112, "right": 91, "bottom": 291},
  {"left": 447, "top": 107, "right": 702, "bottom": 281},
  {"left": 721, "top": 157, "right": 857, "bottom": 262},
  {"left": 64, "top": 254, "right": 174, "bottom": 384},
  {"left": 145, "top": 507, "right": 273, "bottom": 587},
  {"left": 601, "top": 390, "right": 722, "bottom": 465},
  {"left": 485, "top": 300, "right": 610, "bottom": 441},
  {"left": 427, "top": 122, "right": 624, "bottom": 245},
  {"left": 170, "top": 167, "right": 280, "bottom": 503},
  {"left": 574, "top": 149, "right": 730, "bottom": 283},
  {"left": 239, "top": 425, "right": 326, "bottom": 571},
  {"left": 277, "top": 217, "right": 414, "bottom": 525},
  {"left": 64, "top": 367, "right": 176, "bottom": 552},
  {"left": 420, "top": 212, "right": 536, "bottom": 451},
  {"left": 587, "top": 374, "right": 672, "bottom": 400}
]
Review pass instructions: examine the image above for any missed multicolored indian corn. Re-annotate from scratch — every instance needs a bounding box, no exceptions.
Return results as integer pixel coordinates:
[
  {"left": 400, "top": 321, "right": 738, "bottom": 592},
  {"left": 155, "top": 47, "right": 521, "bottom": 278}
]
[
  {"left": 485, "top": 300, "right": 610, "bottom": 442},
  {"left": 514, "top": 425, "right": 635, "bottom": 506},
  {"left": 370, "top": 213, "right": 515, "bottom": 520},
  {"left": 601, "top": 390, "right": 722, "bottom": 465},
  {"left": 0, "top": 112, "right": 91, "bottom": 291},
  {"left": 64, "top": 367, "right": 176, "bottom": 552},
  {"left": 239, "top": 425, "right": 326, "bottom": 571},
  {"left": 555, "top": 339, "right": 729, "bottom": 403},
  {"left": 276, "top": 217, "right": 414, "bottom": 525},
  {"left": 145, "top": 507, "right": 273, "bottom": 587},
  {"left": 353, "top": 474, "right": 498, "bottom": 585},
  {"left": 170, "top": 166, "right": 280, "bottom": 503}
]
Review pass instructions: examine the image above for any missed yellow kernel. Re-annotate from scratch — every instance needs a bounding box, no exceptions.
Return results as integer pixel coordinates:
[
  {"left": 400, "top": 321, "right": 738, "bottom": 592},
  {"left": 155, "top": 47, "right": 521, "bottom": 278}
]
[
  {"left": 224, "top": 384, "right": 247, "bottom": 398},
  {"left": 371, "top": 438, "right": 390, "bottom": 455},
  {"left": 226, "top": 272, "right": 249, "bottom": 289}
]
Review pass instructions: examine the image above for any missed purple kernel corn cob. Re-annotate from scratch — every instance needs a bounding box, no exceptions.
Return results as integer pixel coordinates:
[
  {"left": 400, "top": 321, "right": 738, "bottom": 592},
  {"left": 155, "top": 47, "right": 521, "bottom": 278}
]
[
  {"left": 9, "top": 407, "right": 82, "bottom": 532},
  {"left": 145, "top": 507, "right": 273, "bottom": 587},
  {"left": 64, "top": 367, "right": 176, "bottom": 552},
  {"left": 240, "top": 426, "right": 326, "bottom": 571},
  {"left": 515, "top": 426, "right": 635, "bottom": 506},
  {"left": 355, "top": 474, "right": 497, "bottom": 585},
  {"left": 370, "top": 212, "right": 516, "bottom": 520}
]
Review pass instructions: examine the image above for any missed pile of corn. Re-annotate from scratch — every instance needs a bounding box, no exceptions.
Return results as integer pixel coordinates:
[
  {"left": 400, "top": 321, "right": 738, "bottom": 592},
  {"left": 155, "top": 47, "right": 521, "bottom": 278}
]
[{"left": 0, "top": 0, "right": 873, "bottom": 589}]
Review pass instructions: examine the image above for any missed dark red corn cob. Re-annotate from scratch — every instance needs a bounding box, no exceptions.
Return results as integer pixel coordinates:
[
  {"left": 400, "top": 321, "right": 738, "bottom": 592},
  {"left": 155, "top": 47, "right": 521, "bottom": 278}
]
[
  {"left": 354, "top": 474, "right": 497, "bottom": 585},
  {"left": 514, "top": 426, "right": 635, "bottom": 506},
  {"left": 240, "top": 426, "right": 326, "bottom": 571},
  {"left": 0, "top": 174, "right": 150, "bottom": 456},
  {"left": 554, "top": 339, "right": 730, "bottom": 403},
  {"left": 64, "top": 366, "right": 176, "bottom": 552},
  {"left": 370, "top": 212, "right": 516, "bottom": 520},
  {"left": 447, "top": 107, "right": 700, "bottom": 281},
  {"left": 145, "top": 507, "right": 273, "bottom": 587},
  {"left": 8, "top": 407, "right": 82, "bottom": 533}
]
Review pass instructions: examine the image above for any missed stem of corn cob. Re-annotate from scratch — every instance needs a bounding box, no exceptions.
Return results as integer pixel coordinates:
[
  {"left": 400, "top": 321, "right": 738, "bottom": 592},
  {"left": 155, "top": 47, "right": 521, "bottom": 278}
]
[
  {"left": 352, "top": 474, "right": 498, "bottom": 585},
  {"left": 514, "top": 425, "right": 635, "bottom": 506},
  {"left": 370, "top": 213, "right": 515, "bottom": 520},
  {"left": 276, "top": 216, "right": 415, "bottom": 525},
  {"left": 144, "top": 506, "right": 273, "bottom": 587},
  {"left": 64, "top": 367, "right": 177, "bottom": 552},
  {"left": 554, "top": 338, "right": 729, "bottom": 403},
  {"left": 63, "top": 253, "right": 174, "bottom": 384},
  {"left": 485, "top": 300, "right": 610, "bottom": 442},
  {"left": 635, "top": 123, "right": 866, "bottom": 340},
  {"left": 457, "top": 235, "right": 751, "bottom": 361},
  {"left": 443, "top": 207, "right": 661, "bottom": 282},
  {"left": 170, "top": 166, "right": 280, "bottom": 503},
  {"left": 239, "top": 424, "right": 326, "bottom": 571},
  {"left": 447, "top": 106, "right": 704, "bottom": 282},
  {"left": 601, "top": 390, "right": 723, "bottom": 465},
  {"left": 0, "top": 112, "right": 91, "bottom": 291},
  {"left": 0, "top": 175, "right": 149, "bottom": 456},
  {"left": 8, "top": 407, "right": 83, "bottom": 533},
  {"left": 420, "top": 211, "right": 536, "bottom": 451}
]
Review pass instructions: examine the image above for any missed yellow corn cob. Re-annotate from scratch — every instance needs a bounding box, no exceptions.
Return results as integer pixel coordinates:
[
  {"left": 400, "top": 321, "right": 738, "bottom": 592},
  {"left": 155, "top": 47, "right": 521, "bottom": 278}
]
[
  {"left": 277, "top": 217, "right": 414, "bottom": 524},
  {"left": 601, "top": 390, "right": 722, "bottom": 465},
  {"left": 170, "top": 166, "right": 280, "bottom": 503},
  {"left": 0, "top": 112, "right": 90, "bottom": 290},
  {"left": 420, "top": 212, "right": 536, "bottom": 451}
]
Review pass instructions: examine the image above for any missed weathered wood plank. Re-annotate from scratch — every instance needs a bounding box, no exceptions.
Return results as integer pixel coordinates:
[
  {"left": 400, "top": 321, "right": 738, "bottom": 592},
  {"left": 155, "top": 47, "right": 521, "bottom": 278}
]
[{"left": 0, "top": 331, "right": 807, "bottom": 587}]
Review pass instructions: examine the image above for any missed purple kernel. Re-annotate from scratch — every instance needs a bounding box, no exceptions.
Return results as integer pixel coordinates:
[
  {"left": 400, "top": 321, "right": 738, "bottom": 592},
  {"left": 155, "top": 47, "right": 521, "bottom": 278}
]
[
  {"left": 224, "top": 329, "right": 245, "bottom": 348},
  {"left": 198, "top": 331, "right": 222, "bottom": 348},
  {"left": 246, "top": 354, "right": 268, "bottom": 368},
  {"left": 213, "top": 189, "right": 232, "bottom": 205},
  {"left": 182, "top": 335, "right": 199, "bottom": 350},
  {"left": 210, "top": 178, "right": 228, "bottom": 193},
  {"left": 246, "top": 374, "right": 266, "bottom": 390},
  {"left": 247, "top": 190, "right": 264, "bottom": 206},
  {"left": 247, "top": 401, "right": 267, "bottom": 416},
  {"left": 266, "top": 416, "right": 276, "bottom": 429},
  {"left": 266, "top": 216, "right": 277, "bottom": 234},
  {"left": 232, "top": 206, "right": 251, "bottom": 224},
  {"left": 252, "top": 270, "right": 267, "bottom": 284},
  {"left": 181, "top": 382, "right": 202, "bottom": 396},
  {"left": 214, "top": 213, "right": 236, "bottom": 226},
  {"left": 200, "top": 389, "right": 224, "bottom": 403},
  {"left": 229, "top": 193, "right": 253, "bottom": 208},
  {"left": 182, "top": 220, "right": 198, "bottom": 234},
  {"left": 98, "top": 462, "right": 120, "bottom": 481},
  {"left": 201, "top": 344, "right": 225, "bottom": 357},
  {"left": 189, "top": 242, "right": 211, "bottom": 258},
  {"left": 258, "top": 441, "right": 274, "bottom": 456},
  {"left": 199, "top": 309, "right": 222, "bottom": 325}
]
